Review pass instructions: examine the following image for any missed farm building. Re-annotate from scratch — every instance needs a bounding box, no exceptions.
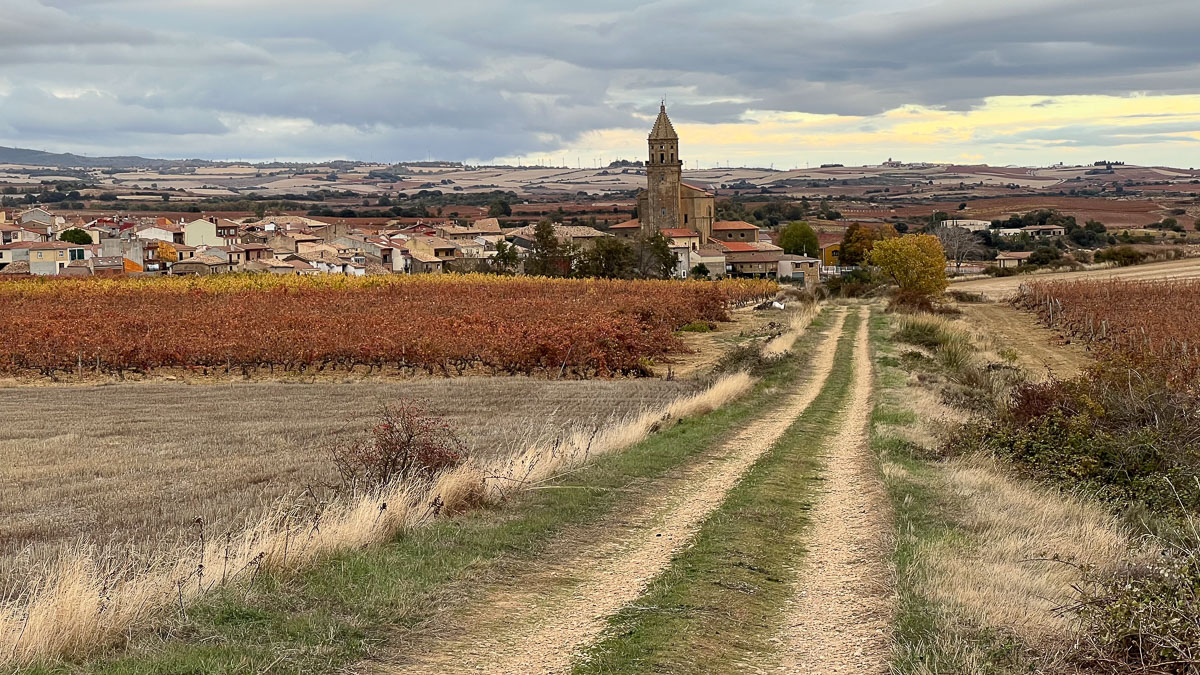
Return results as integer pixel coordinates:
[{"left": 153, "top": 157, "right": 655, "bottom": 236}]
[{"left": 995, "top": 251, "right": 1034, "bottom": 268}]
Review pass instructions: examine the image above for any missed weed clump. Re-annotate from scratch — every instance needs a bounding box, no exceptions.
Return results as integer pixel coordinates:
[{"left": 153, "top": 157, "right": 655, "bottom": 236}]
[
  {"left": 330, "top": 401, "right": 467, "bottom": 496},
  {"left": 1075, "top": 540, "right": 1200, "bottom": 674}
]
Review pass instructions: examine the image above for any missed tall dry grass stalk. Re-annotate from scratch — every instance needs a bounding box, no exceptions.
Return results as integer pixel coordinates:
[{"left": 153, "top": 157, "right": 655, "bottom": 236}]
[
  {"left": 761, "top": 303, "right": 820, "bottom": 358},
  {"left": 0, "top": 371, "right": 754, "bottom": 667}
]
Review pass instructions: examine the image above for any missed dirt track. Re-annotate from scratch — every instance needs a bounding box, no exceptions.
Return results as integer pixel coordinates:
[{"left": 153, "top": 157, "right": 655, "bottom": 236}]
[
  {"left": 767, "top": 308, "right": 892, "bottom": 673},
  {"left": 378, "top": 310, "right": 850, "bottom": 674},
  {"left": 952, "top": 257, "right": 1200, "bottom": 300},
  {"left": 959, "top": 303, "right": 1090, "bottom": 379}
]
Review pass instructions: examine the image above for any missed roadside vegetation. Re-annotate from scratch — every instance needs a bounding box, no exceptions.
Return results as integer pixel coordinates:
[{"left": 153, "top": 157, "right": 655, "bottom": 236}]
[{"left": 874, "top": 279, "right": 1200, "bottom": 674}]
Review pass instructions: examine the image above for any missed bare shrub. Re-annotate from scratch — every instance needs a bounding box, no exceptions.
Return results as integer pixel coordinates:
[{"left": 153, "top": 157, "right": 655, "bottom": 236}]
[{"left": 331, "top": 401, "right": 467, "bottom": 495}]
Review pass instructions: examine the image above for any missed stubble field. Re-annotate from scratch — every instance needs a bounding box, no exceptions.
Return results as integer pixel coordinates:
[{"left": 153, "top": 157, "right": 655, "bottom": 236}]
[{"left": 0, "top": 377, "right": 697, "bottom": 593}]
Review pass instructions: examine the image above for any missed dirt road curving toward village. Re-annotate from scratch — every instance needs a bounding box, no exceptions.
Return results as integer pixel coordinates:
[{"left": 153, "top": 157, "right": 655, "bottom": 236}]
[
  {"left": 374, "top": 309, "right": 851, "bottom": 674},
  {"left": 959, "top": 303, "right": 1090, "bottom": 380}
]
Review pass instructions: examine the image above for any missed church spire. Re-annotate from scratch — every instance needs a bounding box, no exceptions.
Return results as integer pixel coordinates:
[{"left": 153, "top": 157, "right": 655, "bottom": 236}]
[{"left": 649, "top": 103, "right": 677, "bottom": 140}]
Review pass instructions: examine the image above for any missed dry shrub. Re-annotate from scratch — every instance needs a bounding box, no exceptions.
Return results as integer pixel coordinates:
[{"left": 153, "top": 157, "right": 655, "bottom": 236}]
[
  {"left": 1073, "top": 515, "right": 1200, "bottom": 674},
  {"left": 331, "top": 401, "right": 467, "bottom": 496},
  {"left": 761, "top": 303, "right": 820, "bottom": 358}
]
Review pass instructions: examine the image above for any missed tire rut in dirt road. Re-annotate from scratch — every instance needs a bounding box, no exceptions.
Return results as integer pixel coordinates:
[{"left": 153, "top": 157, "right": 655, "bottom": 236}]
[
  {"left": 376, "top": 309, "right": 851, "bottom": 675},
  {"left": 766, "top": 307, "right": 893, "bottom": 673}
]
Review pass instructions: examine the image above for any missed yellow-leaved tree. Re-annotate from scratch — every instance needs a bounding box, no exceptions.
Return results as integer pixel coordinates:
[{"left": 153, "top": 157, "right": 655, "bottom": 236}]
[
  {"left": 868, "top": 234, "right": 948, "bottom": 298},
  {"left": 157, "top": 241, "right": 179, "bottom": 263}
]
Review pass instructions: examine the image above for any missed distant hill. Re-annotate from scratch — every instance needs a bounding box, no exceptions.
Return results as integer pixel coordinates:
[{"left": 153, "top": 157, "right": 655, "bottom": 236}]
[{"left": 0, "top": 146, "right": 218, "bottom": 170}]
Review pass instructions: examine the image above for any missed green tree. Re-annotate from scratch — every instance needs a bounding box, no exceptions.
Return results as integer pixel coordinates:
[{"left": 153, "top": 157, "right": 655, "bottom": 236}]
[
  {"left": 778, "top": 221, "right": 819, "bottom": 257},
  {"left": 689, "top": 263, "right": 711, "bottom": 279},
  {"left": 1029, "top": 246, "right": 1063, "bottom": 265},
  {"left": 58, "top": 228, "right": 92, "bottom": 245},
  {"left": 868, "top": 234, "right": 948, "bottom": 297},
  {"left": 488, "top": 198, "right": 512, "bottom": 217},
  {"left": 487, "top": 240, "right": 520, "bottom": 275},
  {"left": 576, "top": 237, "right": 635, "bottom": 278},
  {"left": 525, "top": 220, "right": 569, "bottom": 277},
  {"left": 633, "top": 231, "right": 678, "bottom": 279}
]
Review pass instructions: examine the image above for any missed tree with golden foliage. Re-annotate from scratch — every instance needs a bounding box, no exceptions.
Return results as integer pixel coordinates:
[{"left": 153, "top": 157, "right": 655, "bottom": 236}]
[
  {"left": 868, "top": 234, "right": 948, "bottom": 298},
  {"left": 157, "top": 241, "right": 179, "bottom": 263}
]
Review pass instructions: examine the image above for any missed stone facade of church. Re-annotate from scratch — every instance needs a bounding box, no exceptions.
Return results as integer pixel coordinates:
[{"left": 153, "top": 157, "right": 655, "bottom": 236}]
[{"left": 635, "top": 105, "right": 714, "bottom": 244}]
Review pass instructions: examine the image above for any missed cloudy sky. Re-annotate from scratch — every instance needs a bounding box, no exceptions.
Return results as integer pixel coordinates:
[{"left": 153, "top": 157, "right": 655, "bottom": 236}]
[{"left": 2, "top": 0, "right": 1199, "bottom": 167}]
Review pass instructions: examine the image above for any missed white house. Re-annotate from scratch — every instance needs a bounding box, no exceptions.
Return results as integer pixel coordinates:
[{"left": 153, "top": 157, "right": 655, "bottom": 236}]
[
  {"left": 941, "top": 219, "right": 992, "bottom": 232},
  {"left": 183, "top": 219, "right": 222, "bottom": 247}
]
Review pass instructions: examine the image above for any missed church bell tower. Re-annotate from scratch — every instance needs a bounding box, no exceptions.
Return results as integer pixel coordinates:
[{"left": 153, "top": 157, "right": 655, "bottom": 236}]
[{"left": 645, "top": 103, "right": 682, "bottom": 235}]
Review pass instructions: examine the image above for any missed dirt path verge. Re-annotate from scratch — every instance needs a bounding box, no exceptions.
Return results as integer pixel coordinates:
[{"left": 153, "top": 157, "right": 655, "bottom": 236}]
[
  {"left": 959, "top": 303, "right": 1090, "bottom": 379},
  {"left": 375, "top": 309, "right": 850, "bottom": 674},
  {"left": 770, "top": 308, "right": 893, "bottom": 673}
]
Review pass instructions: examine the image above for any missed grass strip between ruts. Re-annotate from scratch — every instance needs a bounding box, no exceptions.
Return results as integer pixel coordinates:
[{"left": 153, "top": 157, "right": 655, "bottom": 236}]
[{"left": 573, "top": 310, "right": 862, "bottom": 674}]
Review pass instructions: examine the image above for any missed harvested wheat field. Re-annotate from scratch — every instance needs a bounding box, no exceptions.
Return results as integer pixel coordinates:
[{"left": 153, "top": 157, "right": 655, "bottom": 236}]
[
  {"left": 0, "top": 377, "right": 695, "bottom": 593},
  {"left": 951, "top": 256, "right": 1200, "bottom": 299}
]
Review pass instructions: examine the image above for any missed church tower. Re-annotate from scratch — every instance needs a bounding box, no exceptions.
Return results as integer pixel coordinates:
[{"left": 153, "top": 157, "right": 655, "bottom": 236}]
[{"left": 644, "top": 103, "right": 682, "bottom": 235}]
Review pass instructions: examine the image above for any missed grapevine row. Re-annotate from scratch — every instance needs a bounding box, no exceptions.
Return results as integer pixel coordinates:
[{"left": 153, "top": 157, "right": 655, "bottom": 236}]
[{"left": 1015, "top": 279, "right": 1200, "bottom": 387}]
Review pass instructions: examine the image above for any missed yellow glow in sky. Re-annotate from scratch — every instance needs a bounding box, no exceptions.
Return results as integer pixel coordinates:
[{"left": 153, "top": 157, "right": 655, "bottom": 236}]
[{"left": 531, "top": 94, "right": 1200, "bottom": 168}]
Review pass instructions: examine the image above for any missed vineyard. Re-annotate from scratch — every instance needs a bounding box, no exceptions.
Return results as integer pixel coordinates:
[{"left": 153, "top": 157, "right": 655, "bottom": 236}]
[
  {"left": 0, "top": 274, "right": 777, "bottom": 379},
  {"left": 1015, "top": 279, "right": 1200, "bottom": 385}
]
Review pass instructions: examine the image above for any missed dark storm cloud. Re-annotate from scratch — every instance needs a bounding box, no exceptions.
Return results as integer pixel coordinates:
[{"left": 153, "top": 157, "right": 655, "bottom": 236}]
[{"left": 2, "top": 0, "right": 1198, "bottom": 160}]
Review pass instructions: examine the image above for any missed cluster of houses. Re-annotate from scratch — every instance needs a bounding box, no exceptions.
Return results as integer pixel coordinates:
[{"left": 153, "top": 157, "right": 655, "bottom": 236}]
[{"left": 0, "top": 205, "right": 821, "bottom": 286}]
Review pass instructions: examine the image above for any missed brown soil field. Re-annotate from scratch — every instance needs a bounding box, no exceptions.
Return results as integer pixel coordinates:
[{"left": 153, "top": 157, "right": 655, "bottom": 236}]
[
  {"left": 652, "top": 306, "right": 789, "bottom": 378},
  {"left": 0, "top": 377, "right": 695, "bottom": 592},
  {"left": 952, "top": 257, "right": 1200, "bottom": 300}
]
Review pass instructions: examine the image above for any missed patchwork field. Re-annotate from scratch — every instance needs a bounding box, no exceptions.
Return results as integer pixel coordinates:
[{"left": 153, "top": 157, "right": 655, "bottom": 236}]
[{"left": 0, "top": 377, "right": 696, "bottom": 593}]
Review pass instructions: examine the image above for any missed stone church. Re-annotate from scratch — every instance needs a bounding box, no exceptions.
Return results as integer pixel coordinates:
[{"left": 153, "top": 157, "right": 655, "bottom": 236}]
[{"left": 626, "top": 104, "right": 715, "bottom": 244}]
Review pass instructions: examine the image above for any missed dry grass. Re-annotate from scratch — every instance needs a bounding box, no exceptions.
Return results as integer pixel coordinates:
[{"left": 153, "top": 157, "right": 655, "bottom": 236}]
[
  {"left": 923, "top": 457, "right": 1130, "bottom": 647},
  {"left": 877, "top": 312, "right": 1133, "bottom": 670},
  {"left": 761, "top": 303, "right": 820, "bottom": 358},
  {"left": 0, "top": 372, "right": 753, "bottom": 666},
  {"left": 958, "top": 303, "right": 1089, "bottom": 381},
  {"left": 0, "top": 378, "right": 696, "bottom": 592},
  {"left": 895, "top": 382, "right": 964, "bottom": 449}
]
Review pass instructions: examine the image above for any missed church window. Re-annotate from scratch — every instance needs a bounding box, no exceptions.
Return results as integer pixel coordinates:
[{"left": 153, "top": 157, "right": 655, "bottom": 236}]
[
  {"left": 684, "top": 214, "right": 688, "bottom": 224},
  {"left": 661, "top": 208, "right": 666, "bottom": 216},
  {"left": 670, "top": 153, "right": 674, "bottom": 162},
  {"left": 660, "top": 153, "right": 664, "bottom": 162}
]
